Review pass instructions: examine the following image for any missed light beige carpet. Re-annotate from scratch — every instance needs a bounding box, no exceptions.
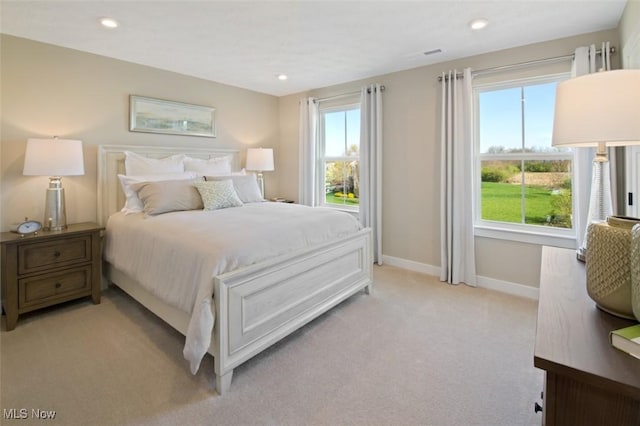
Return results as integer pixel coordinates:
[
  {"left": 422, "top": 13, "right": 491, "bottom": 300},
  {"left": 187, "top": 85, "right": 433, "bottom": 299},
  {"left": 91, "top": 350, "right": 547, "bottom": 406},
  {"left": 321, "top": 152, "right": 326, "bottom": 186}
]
[{"left": 1, "top": 265, "right": 542, "bottom": 425}]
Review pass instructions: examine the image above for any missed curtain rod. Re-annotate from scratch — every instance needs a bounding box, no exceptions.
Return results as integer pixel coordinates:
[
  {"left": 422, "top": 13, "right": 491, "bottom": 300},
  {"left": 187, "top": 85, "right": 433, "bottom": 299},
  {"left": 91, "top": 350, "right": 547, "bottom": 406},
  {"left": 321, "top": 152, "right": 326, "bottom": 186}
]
[
  {"left": 315, "top": 85, "right": 386, "bottom": 103},
  {"left": 437, "top": 46, "right": 616, "bottom": 81}
]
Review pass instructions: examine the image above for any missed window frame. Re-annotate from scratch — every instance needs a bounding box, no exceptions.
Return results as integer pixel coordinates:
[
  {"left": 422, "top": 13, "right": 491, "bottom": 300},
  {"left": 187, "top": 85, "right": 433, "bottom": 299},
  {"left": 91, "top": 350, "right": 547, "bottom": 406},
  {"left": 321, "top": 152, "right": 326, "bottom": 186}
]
[
  {"left": 317, "top": 102, "right": 361, "bottom": 213},
  {"left": 472, "top": 72, "right": 577, "bottom": 248}
]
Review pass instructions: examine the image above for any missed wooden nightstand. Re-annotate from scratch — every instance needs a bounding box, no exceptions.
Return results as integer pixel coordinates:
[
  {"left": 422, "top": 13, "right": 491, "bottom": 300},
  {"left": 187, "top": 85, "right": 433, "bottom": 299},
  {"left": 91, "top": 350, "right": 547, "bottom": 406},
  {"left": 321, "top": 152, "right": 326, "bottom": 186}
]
[
  {"left": 535, "top": 247, "right": 640, "bottom": 424},
  {"left": 1, "top": 222, "right": 103, "bottom": 331}
]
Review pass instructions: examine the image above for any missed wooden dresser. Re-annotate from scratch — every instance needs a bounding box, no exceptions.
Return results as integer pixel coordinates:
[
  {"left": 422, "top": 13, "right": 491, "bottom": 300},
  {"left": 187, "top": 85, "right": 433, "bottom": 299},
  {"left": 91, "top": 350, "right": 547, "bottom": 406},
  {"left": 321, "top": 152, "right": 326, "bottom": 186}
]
[
  {"left": 1, "top": 222, "right": 103, "bottom": 331},
  {"left": 535, "top": 246, "right": 640, "bottom": 425}
]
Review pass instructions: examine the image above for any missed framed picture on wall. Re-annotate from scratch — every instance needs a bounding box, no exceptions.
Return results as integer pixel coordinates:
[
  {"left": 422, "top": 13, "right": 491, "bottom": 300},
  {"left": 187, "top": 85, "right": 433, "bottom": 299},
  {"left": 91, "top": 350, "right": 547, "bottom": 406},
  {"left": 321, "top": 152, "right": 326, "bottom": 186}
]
[{"left": 129, "top": 95, "right": 216, "bottom": 137}]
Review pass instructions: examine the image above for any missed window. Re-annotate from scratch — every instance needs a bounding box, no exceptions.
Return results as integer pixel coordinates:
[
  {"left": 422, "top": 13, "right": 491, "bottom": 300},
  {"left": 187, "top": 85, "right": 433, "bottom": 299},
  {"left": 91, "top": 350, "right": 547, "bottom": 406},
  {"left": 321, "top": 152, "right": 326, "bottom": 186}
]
[
  {"left": 474, "top": 74, "right": 575, "bottom": 244},
  {"left": 319, "top": 104, "right": 360, "bottom": 211}
]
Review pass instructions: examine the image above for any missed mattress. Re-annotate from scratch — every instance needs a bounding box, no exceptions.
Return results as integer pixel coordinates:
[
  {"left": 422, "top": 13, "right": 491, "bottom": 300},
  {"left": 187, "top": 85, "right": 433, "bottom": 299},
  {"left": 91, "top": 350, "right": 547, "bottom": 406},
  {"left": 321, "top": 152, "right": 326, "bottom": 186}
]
[{"left": 103, "top": 202, "right": 362, "bottom": 372}]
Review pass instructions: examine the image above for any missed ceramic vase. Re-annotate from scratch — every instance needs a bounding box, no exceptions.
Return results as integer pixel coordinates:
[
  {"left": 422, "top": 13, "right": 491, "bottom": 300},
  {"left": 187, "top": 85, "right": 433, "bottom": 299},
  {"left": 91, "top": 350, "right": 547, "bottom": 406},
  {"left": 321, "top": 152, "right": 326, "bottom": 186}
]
[
  {"left": 631, "top": 223, "right": 640, "bottom": 321},
  {"left": 586, "top": 216, "right": 640, "bottom": 319}
]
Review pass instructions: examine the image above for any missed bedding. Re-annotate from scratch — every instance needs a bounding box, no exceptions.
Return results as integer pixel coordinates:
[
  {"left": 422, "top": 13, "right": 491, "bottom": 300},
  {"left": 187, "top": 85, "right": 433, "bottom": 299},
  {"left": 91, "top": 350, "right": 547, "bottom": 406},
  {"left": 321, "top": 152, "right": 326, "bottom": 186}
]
[
  {"left": 184, "top": 155, "right": 232, "bottom": 176},
  {"left": 205, "top": 174, "right": 264, "bottom": 203},
  {"left": 195, "top": 180, "right": 244, "bottom": 210},
  {"left": 131, "top": 179, "right": 204, "bottom": 215},
  {"left": 118, "top": 172, "right": 198, "bottom": 214},
  {"left": 103, "top": 202, "right": 362, "bottom": 373},
  {"left": 124, "top": 151, "right": 185, "bottom": 175}
]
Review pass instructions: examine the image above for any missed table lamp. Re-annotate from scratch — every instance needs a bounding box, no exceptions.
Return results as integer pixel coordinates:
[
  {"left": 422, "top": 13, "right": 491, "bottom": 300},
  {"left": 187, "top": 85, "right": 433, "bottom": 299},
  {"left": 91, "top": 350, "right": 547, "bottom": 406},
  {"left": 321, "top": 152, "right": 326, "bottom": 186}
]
[
  {"left": 553, "top": 69, "right": 640, "bottom": 258},
  {"left": 245, "top": 148, "right": 274, "bottom": 198},
  {"left": 23, "top": 138, "right": 85, "bottom": 231},
  {"left": 552, "top": 69, "right": 640, "bottom": 318}
]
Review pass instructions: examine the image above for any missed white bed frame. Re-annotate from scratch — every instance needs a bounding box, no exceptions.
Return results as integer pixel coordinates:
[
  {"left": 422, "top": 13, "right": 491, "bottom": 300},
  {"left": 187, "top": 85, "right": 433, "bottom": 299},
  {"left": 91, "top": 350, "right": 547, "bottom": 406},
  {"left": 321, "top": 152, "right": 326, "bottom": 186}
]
[{"left": 97, "top": 145, "right": 373, "bottom": 395}]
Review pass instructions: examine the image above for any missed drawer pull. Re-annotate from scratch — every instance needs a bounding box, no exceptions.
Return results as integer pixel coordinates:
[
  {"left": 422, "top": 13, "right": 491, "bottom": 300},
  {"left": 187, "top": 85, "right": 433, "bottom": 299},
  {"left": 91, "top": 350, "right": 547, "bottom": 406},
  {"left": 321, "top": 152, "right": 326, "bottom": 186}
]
[
  {"left": 54, "top": 251, "right": 61, "bottom": 258},
  {"left": 55, "top": 282, "right": 62, "bottom": 289}
]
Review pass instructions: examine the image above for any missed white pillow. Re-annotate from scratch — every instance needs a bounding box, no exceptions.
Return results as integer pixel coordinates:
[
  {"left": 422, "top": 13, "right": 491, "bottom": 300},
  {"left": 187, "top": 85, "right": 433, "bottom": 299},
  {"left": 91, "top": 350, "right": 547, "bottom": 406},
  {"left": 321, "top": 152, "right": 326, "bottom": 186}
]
[
  {"left": 195, "top": 180, "right": 243, "bottom": 210},
  {"left": 206, "top": 174, "right": 263, "bottom": 203},
  {"left": 118, "top": 172, "right": 198, "bottom": 214},
  {"left": 130, "top": 179, "right": 204, "bottom": 216},
  {"left": 184, "top": 155, "right": 232, "bottom": 176},
  {"left": 124, "top": 151, "right": 185, "bottom": 175}
]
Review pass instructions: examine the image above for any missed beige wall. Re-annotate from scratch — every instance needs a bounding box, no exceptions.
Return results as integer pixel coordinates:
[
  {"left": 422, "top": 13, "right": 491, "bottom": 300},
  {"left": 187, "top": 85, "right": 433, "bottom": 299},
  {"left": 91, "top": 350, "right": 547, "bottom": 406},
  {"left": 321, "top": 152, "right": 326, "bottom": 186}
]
[
  {"left": 277, "top": 29, "right": 620, "bottom": 289},
  {"left": 277, "top": 93, "right": 306, "bottom": 201},
  {"left": 620, "top": 0, "right": 640, "bottom": 68},
  {"left": 0, "top": 35, "right": 280, "bottom": 231},
  {"left": 620, "top": 0, "right": 640, "bottom": 49}
]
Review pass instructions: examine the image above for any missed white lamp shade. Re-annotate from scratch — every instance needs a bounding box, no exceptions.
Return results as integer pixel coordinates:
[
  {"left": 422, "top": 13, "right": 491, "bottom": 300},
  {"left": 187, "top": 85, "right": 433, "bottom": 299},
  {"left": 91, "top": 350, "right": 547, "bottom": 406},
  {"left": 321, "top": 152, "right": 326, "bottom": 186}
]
[
  {"left": 23, "top": 138, "right": 85, "bottom": 176},
  {"left": 552, "top": 69, "right": 640, "bottom": 148},
  {"left": 245, "top": 148, "right": 274, "bottom": 171}
]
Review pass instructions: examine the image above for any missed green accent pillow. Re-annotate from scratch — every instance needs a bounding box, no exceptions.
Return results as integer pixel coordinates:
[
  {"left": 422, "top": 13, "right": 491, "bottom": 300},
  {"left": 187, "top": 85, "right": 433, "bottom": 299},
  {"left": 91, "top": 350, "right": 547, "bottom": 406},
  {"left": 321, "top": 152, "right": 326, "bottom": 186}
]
[{"left": 195, "top": 180, "right": 243, "bottom": 210}]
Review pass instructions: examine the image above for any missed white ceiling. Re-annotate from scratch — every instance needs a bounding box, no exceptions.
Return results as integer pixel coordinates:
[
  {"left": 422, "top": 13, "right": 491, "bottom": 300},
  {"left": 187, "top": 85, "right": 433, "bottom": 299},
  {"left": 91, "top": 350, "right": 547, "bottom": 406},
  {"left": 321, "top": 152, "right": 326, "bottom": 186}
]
[{"left": 0, "top": 1, "right": 628, "bottom": 96}]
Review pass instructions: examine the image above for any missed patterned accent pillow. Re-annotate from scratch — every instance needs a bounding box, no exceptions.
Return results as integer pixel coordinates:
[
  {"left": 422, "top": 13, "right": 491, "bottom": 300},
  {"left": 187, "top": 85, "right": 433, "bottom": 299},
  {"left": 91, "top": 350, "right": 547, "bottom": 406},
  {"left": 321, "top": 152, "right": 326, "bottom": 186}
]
[
  {"left": 205, "top": 174, "right": 263, "bottom": 203},
  {"left": 195, "top": 180, "right": 243, "bottom": 210}
]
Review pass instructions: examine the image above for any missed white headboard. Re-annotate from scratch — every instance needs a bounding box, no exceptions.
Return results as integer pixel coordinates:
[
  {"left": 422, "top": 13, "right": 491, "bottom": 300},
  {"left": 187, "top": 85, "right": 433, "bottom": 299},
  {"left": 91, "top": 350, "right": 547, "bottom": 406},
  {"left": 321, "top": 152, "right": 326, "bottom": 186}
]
[{"left": 97, "top": 145, "right": 241, "bottom": 226}]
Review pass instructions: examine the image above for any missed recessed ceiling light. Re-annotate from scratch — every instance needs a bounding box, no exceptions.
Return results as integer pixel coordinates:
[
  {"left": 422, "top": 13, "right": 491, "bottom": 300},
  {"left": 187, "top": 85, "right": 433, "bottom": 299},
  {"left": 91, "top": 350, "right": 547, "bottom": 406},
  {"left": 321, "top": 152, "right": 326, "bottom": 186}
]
[
  {"left": 100, "top": 18, "right": 119, "bottom": 29},
  {"left": 277, "top": 74, "right": 288, "bottom": 81},
  {"left": 469, "top": 18, "right": 488, "bottom": 30}
]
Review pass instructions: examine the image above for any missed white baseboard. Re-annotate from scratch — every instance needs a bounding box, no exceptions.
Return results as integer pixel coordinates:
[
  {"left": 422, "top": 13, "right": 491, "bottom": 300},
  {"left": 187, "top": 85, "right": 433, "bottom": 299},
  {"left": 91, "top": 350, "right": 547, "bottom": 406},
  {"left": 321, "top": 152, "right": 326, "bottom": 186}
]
[
  {"left": 475, "top": 275, "right": 539, "bottom": 300},
  {"left": 382, "top": 255, "right": 441, "bottom": 277},
  {"left": 381, "top": 255, "right": 539, "bottom": 300}
]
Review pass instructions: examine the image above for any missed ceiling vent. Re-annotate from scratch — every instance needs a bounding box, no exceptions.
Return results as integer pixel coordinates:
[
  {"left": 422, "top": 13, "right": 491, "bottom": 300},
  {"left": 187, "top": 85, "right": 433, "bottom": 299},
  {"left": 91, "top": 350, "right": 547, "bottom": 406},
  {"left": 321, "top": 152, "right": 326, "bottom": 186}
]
[{"left": 423, "top": 48, "right": 443, "bottom": 56}]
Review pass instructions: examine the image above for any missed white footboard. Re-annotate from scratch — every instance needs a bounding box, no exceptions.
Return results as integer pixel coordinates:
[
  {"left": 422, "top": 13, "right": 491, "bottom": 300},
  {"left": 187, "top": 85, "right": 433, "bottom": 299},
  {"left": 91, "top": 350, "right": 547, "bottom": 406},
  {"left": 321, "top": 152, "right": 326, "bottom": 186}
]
[
  {"left": 106, "top": 228, "right": 372, "bottom": 395},
  {"left": 213, "top": 228, "right": 372, "bottom": 392}
]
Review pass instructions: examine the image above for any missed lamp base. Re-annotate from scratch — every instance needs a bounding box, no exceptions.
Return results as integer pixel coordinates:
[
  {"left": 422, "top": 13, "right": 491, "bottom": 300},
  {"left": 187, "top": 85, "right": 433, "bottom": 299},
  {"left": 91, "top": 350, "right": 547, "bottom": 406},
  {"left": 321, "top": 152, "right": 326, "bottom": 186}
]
[
  {"left": 256, "top": 172, "right": 265, "bottom": 199},
  {"left": 43, "top": 177, "right": 67, "bottom": 231},
  {"left": 578, "top": 146, "right": 613, "bottom": 261}
]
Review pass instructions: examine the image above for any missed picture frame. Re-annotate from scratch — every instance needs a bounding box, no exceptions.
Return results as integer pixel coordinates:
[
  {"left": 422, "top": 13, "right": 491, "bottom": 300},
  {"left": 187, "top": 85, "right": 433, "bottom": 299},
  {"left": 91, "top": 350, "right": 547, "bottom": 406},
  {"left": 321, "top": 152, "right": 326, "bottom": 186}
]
[{"left": 129, "top": 95, "right": 216, "bottom": 137}]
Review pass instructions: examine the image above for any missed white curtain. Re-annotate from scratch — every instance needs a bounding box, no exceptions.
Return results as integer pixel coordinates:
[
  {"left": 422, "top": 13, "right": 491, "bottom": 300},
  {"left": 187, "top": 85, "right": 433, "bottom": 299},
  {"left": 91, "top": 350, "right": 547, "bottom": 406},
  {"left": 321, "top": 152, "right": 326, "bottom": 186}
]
[
  {"left": 572, "top": 42, "right": 614, "bottom": 250},
  {"left": 440, "top": 68, "right": 476, "bottom": 286},
  {"left": 298, "top": 97, "right": 319, "bottom": 206},
  {"left": 360, "top": 84, "right": 383, "bottom": 265}
]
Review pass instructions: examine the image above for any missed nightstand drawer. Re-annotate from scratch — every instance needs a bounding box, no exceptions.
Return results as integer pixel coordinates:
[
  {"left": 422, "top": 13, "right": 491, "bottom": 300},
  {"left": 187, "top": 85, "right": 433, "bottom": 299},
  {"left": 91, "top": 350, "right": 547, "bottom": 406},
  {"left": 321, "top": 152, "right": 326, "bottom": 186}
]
[
  {"left": 18, "top": 236, "right": 91, "bottom": 274},
  {"left": 18, "top": 265, "right": 92, "bottom": 310}
]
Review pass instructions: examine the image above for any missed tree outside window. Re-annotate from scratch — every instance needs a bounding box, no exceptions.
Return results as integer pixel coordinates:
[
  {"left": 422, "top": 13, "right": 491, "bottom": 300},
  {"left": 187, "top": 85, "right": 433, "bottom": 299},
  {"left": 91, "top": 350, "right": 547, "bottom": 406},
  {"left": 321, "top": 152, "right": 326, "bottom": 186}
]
[{"left": 320, "top": 106, "right": 360, "bottom": 210}]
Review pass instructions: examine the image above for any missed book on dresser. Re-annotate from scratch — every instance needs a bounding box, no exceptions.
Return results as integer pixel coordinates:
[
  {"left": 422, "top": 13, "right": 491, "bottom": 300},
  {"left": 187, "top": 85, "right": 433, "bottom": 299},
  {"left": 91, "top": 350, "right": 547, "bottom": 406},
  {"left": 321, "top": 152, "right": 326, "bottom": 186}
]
[{"left": 610, "top": 324, "right": 640, "bottom": 359}]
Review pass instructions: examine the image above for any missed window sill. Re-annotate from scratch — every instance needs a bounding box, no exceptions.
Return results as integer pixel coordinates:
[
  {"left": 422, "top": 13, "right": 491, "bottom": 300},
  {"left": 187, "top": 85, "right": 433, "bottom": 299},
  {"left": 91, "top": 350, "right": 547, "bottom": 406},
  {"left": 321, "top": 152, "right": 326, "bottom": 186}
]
[{"left": 474, "top": 225, "right": 576, "bottom": 249}]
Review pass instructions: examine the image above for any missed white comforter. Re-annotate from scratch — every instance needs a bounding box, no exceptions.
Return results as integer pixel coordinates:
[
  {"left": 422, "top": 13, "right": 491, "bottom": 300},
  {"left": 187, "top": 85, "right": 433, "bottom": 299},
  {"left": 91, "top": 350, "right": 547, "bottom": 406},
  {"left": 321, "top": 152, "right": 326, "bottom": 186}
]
[{"left": 103, "top": 202, "right": 361, "bottom": 373}]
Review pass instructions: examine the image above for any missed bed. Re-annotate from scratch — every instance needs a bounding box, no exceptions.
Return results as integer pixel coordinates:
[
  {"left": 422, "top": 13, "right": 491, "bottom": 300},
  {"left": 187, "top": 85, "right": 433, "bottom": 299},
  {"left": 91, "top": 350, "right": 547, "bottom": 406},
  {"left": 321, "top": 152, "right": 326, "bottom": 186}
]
[{"left": 97, "top": 145, "right": 373, "bottom": 395}]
